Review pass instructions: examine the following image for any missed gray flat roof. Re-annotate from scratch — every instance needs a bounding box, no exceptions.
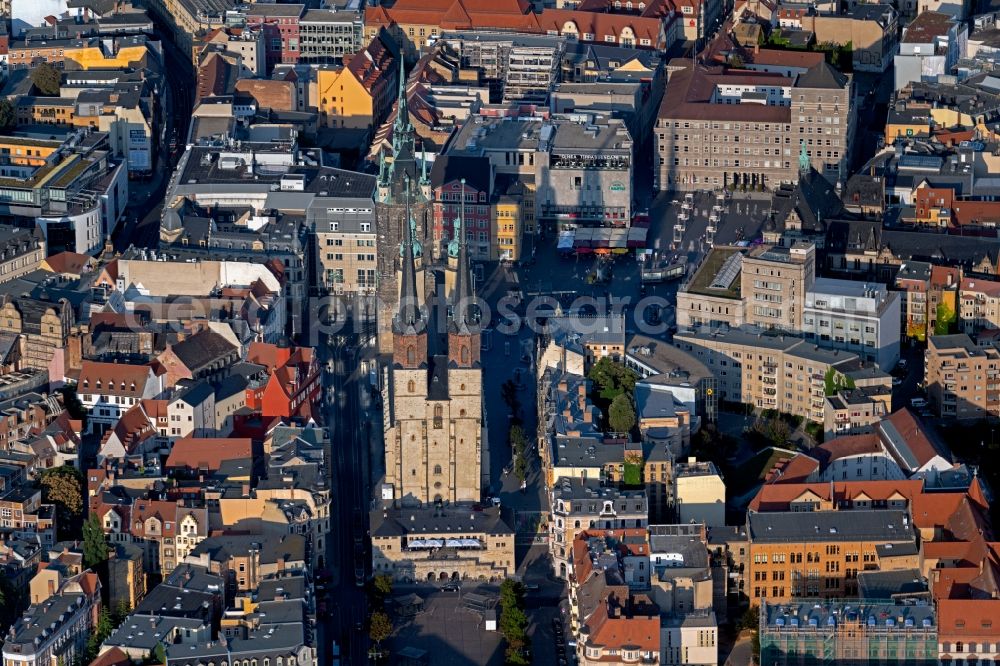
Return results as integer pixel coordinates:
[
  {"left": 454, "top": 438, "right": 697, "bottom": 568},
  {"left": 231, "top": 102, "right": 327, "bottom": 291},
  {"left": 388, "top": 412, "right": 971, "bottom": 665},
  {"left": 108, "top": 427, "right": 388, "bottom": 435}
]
[
  {"left": 749, "top": 509, "right": 915, "bottom": 543},
  {"left": 553, "top": 437, "right": 623, "bottom": 468}
]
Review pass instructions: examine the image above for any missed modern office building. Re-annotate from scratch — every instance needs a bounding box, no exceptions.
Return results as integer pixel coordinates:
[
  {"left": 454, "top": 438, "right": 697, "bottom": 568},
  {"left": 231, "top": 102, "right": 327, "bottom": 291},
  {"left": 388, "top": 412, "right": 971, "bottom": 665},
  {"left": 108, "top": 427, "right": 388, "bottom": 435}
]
[{"left": 803, "top": 278, "right": 901, "bottom": 369}]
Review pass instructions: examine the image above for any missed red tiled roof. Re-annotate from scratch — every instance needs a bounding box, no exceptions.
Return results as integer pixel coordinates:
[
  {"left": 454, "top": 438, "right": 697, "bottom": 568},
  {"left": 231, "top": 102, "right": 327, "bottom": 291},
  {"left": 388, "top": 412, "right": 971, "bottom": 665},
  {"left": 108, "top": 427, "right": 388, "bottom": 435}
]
[
  {"left": 537, "top": 8, "right": 663, "bottom": 45},
  {"left": 879, "top": 408, "right": 948, "bottom": 469},
  {"left": 43, "top": 251, "right": 91, "bottom": 276},
  {"left": 953, "top": 200, "right": 1000, "bottom": 227},
  {"left": 816, "top": 433, "right": 883, "bottom": 462},
  {"left": 585, "top": 600, "right": 660, "bottom": 652},
  {"left": 938, "top": 599, "right": 1000, "bottom": 637},
  {"left": 749, "top": 479, "right": 924, "bottom": 512},
  {"left": 346, "top": 29, "right": 397, "bottom": 96},
  {"left": 929, "top": 265, "right": 960, "bottom": 289},
  {"left": 746, "top": 48, "right": 825, "bottom": 68},
  {"left": 658, "top": 64, "right": 792, "bottom": 123},
  {"left": 78, "top": 570, "right": 100, "bottom": 597},
  {"left": 365, "top": 0, "right": 532, "bottom": 30},
  {"left": 961, "top": 277, "right": 1000, "bottom": 298},
  {"left": 131, "top": 499, "right": 179, "bottom": 538},
  {"left": 915, "top": 492, "right": 990, "bottom": 538},
  {"left": 89, "top": 646, "right": 131, "bottom": 666},
  {"left": 78, "top": 361, "right": 153, "bottom": 398},
  {"left": 165, "top": 437, "right": 252, "bottom": 472},
  {"left": 768, "top": 454, "right": 819, "bottom": 483},
  {"left": 101, "top": 402, "right": 156, "bottom": 455}
]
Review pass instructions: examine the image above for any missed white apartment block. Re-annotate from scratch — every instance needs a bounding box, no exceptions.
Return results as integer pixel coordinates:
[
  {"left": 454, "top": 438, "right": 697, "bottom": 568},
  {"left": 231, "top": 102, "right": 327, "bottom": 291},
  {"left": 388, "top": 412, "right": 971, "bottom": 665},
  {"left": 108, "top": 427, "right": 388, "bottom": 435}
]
[{"left": 803, "top": 278, "right": 901, "bottom": 369}]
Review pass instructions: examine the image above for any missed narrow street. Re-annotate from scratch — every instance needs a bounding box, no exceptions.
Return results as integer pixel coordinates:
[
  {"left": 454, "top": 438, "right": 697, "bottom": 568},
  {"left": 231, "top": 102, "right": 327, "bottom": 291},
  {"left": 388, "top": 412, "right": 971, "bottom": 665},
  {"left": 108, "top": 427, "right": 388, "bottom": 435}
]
[
  {"left": 112, "top": 23, "right": 193, "bottom": 252},
  {"left": 318, "top": 325, "right": 374, "bottom": 666}
]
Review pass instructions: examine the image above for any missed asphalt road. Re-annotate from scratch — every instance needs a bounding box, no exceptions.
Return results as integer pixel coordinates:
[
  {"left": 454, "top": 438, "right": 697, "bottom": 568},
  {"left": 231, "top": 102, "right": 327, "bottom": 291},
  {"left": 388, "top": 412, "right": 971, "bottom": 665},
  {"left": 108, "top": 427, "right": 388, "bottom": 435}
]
[
  {"left": 319, "top": 328, "right": 373, "bottom": 666},
  {"left": 112, "top": 25, "right": 193, "bottom": 252}
]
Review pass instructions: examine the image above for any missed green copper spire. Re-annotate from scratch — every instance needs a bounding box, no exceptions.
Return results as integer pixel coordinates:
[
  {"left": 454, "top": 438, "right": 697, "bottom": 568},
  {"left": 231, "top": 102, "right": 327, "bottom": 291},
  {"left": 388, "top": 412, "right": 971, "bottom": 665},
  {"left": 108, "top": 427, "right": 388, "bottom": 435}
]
[
  {"left": 396, "top": 174, "right": 421, "bottom": 330},
  {"left": 799, "top": 139, "right": 810, "bottom": 175},
  {"left": 448, "top": 179, "right": 465, "bottom": 259}
]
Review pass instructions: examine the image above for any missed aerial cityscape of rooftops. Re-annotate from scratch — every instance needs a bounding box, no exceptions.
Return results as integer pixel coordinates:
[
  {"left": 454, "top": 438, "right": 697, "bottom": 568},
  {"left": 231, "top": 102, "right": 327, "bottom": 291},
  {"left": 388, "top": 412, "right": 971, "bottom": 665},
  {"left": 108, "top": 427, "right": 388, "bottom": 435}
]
[{"left": 4, "top": 0, "right": 1000, "bottom": 664}]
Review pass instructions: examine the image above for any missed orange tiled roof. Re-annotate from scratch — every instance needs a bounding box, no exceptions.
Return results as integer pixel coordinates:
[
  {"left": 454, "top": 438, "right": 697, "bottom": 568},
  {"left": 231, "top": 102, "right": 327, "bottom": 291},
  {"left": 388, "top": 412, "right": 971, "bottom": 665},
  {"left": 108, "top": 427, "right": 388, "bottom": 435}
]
[
  {"left": 953, "top": 200, "right": 1000, "bottom": 227},
  {"left": 767, "top": 453, "right": 819, "bottom": 483},
  {"left": 749, "top": 479, "right": 924, "bottom": 512},
  {"left": 585, "top": 599, "right": 660, "bottom": 652},
  {"left": 880, "top": 408, "right": 949, "bottom": 469},
  {"left": 938, "top": 599, "right": 1000, "bottom": 637},
  {"left": 89, "top": 646, "right": 131, "bottom": 666},
  {"left": 165, "top": 437, "right": 252, "bottom": 472},
  {"left": 346, "top": 29, "right": 397, "bottom": 95},
  {"left": 961, "top": 276, "right": 1000, "bottom": 298},
  {"left": 79, "top": 360, "right": 152, "bottom": 398},
  {"left": 538, "top": 8, "right": 663, "bottom": 44},
  {"left": 929, "top": 264, "right": 961, "bottom": 289}
]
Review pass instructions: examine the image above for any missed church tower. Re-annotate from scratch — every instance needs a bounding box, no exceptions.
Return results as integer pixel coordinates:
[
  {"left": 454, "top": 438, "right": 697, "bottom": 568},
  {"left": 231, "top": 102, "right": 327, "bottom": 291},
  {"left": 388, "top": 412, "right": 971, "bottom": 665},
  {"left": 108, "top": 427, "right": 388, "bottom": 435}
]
[
  {"left": 383, "top": 176, "right": 485, "bottom": 507},
  {"left": 375, "top": 68, "right": 433, "bottom": 355},
  {"left": 447, "top": 181, "right": 481, "bottom": 369}
]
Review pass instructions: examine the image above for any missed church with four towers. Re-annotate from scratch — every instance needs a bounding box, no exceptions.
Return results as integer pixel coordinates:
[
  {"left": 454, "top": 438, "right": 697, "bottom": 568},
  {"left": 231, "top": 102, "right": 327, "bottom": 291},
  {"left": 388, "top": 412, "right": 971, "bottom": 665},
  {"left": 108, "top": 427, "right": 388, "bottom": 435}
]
[{"left": 377, "top": 74, "right": 488, "bottom": 507}]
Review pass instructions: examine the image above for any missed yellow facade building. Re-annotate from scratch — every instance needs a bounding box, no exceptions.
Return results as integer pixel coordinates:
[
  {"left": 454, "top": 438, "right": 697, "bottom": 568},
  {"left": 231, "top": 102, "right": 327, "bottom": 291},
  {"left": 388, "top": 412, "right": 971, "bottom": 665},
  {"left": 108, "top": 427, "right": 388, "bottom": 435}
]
[
  {"left": 492, "top": 193, "right": 521, "bottom": 262},
  {"left": 314, "top": 30, "right": 398, "bottom": 131}
]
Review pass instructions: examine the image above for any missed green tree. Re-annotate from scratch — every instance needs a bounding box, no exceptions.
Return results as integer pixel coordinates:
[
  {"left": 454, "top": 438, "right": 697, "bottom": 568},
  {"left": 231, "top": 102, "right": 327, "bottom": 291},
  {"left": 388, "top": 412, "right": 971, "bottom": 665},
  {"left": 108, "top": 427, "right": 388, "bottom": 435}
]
[
  {"left": 588, "top": 357, "right": 638, "bottom": 401},
  {"left": 738, "top": 606, "right": 760, "bottom": 631},
  {"left": 31, "top": 63, "right": 62, "bottom": 96},
  {"left": 85, "top": 606, "right": 115, "bottom": 661},
  {"left": 513, "top": 454, "right": 528, "bottom": 483},
  {"left": 753, "top": 416, "right": 791, "bottom": 448},
  {"left": 935, "top": 301, "right": 957, "bottom": 335},
  {"left": 508, "top": 424, "right": 527, "bottom": 455},
  {"left": 373, "top": 574, "right": 393, "bottom": 600},
  {"left": 499, "top": 579, "right": 529, "bottom": 664},
  {"left": 608, "top": 393, "right": 636, "bottom": 435},
  {"left": 112, "top": 599, "right": 131, "bottom": 626},
  {"left": 40, "top": 466, "right": 83, "bottom": 539},
  {"left": 369, "top": 610, "right": 393, "bottom": 646},
  {"left": 0, "top": 99, "right": 14, "bottom": 130},
  {"left": 82, "top": 512, "right": 110, "bottom": 569}
]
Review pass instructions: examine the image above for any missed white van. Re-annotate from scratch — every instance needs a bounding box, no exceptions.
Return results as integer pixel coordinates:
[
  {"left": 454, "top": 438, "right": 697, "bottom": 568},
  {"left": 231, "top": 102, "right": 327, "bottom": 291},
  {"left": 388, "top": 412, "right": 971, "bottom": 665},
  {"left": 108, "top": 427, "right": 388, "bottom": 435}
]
[{"left": 910, "top": 397, "right": 928, "bottom": 409}]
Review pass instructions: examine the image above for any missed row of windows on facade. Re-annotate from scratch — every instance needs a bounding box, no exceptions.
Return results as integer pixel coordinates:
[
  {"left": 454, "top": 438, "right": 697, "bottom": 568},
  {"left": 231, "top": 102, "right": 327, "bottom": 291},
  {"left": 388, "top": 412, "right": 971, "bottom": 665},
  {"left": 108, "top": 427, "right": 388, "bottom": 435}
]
[
  {"left": 753, "top": 551, "right": 876, "bottom": 563},
  {"left": 326, "top": 269, "right": 376, "bottom": 284},
  {"left": 664, "top": 155, "right": 840, "bottom": 169},
  {"left": 326, "top": 253, "right": 376, "bottom": 262},
  {"left": 662, "top": 133, "right": 841, "bottom": 146},
  {"left": 663, "top": 101, "right": 843, "bottom": 131}
]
